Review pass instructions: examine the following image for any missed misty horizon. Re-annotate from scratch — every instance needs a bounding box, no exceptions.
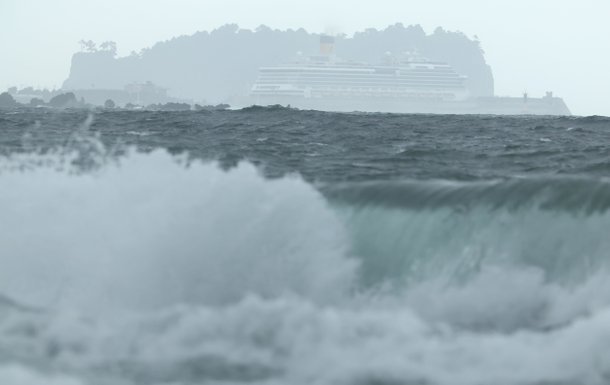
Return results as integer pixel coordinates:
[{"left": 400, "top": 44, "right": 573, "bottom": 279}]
[
  {"left": 3, "top": 0, "right": 610, "bottom": 116},
  {"left": 0, "top": 22, "right": 571, "bottom": 116}
]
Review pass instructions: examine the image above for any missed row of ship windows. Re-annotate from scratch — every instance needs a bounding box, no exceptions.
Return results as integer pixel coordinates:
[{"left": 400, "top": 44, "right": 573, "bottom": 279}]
[
  {"left": 254, "top": 84, "right": 466, "bottom": 90},
  {"left": 251, "top": 91, "right": 460, "bottom": 97},
  {"left": 259, "top": 74, "right": 461, "bottom": 80},
  {"left": 255, "top": 80, "right": 465, "bottom": 86},
  {"left": 253, "top": 87, "right": 454, "bottom": 90},
  {"left": 255, "top": 85, "right": 465, "bottom": 90},
  {"left": 257, "top": 76, "right": 463, "bottom": 83},
  {"left": 259, "top": 69, "right": 457, "bottom": 75},
  {"left": 251, "top": 90, "right": 457, "bottom": 95},
  {"left": 258, "top": 72, "right": 461, "bottom": 78},
  {"left": 260, "top": 67, "right": 454, "bottom": 71}
]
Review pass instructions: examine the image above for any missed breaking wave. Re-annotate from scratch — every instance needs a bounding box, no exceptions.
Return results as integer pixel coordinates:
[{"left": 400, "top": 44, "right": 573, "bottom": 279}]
[
  {"left": 0, "top": 149, "right": 354, "bottom": 312},
  {"left": 1, "top": 147, "right": 610, "bottom": 384}
]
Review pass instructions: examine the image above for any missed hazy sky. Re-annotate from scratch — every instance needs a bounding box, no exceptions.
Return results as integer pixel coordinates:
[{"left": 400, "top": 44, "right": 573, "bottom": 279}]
[{"left": 1, "top": 0, "right": 609, "bottom": 116}]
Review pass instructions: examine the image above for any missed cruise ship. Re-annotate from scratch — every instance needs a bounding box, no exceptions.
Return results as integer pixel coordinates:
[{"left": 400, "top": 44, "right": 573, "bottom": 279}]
[{"left": 249, "top": 36, "right": 570, "bottom": 115}]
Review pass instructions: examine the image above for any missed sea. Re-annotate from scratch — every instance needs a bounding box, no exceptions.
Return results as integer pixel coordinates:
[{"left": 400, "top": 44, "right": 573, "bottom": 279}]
[{"left": 1, "top": 107, "right": 610, "bottom": 385}]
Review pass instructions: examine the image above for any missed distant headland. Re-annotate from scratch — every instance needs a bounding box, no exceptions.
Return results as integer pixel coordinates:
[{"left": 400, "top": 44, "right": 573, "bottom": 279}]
[
  {"left": 62, "top": 24, "right": 494, "bottom": 104},
  {"left": 2, "top": 23, "right": 570, "bottom": 115}
]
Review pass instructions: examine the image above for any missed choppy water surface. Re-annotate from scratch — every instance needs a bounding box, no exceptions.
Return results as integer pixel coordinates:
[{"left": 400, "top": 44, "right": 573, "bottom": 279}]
[{"left": 1, "top": 107, "right": 610, "bottom": 385}]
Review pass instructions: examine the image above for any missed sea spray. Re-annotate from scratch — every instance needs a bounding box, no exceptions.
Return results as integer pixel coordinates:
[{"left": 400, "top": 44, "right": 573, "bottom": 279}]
[
  {"left": 0, "top": 150, "right": 355, "bottom": 313},
  {"left": 1, "top": 109, "right": 610, "bottom": 384}
]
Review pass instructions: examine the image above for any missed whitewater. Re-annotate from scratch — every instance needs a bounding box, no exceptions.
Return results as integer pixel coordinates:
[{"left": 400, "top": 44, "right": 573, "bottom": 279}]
[{"left": 1, "top": 108, "right": 610, "bottom": 384}]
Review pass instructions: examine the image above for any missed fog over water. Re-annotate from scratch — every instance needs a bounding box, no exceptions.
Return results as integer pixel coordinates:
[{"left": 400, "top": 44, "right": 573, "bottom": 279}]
[{"left": 2, "top": 0, "right": 610, "bottom": 116}]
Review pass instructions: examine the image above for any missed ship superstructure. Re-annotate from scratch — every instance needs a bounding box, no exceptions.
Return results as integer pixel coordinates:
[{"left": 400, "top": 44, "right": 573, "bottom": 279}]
[
  {"left": 248, "top": 35, "right": 570, "bottom": 115},
  {"left": 251, "top": 36, "right": 469, "bottom": 103}
]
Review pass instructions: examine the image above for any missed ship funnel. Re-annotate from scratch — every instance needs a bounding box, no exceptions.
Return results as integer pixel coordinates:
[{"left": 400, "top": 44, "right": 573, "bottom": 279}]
[{"left": 320, "top": 35, "right": 335, "bottom": 55}]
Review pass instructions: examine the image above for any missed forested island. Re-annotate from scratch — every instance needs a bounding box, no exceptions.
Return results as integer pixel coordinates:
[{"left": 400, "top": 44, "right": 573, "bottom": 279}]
[{"left": 62, "top": 23, "right": 494, "bottom": 104}]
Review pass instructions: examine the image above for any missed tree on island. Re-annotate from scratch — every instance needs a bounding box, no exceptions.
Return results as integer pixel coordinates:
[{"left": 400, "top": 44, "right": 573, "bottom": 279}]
[
  {"left": 147, "top": 102, "right": 191, "bottom": 111},
  {"left": 0, "top": 92, "right": 17, "bottom": 107},
  {"left": 64, "top": 24, "right": 494, "bottom": 101},
  {"left": 29, "top": 98, "right": 45, "bottom": 107},
  {"left": 100, "top": 41, "right": 117, "bottom": 56},
  {"left": 79, "top": 40, "right": 97, "bottom": 52},
  {"left": 104, "top": 99, "right": 116, "bottom": 108},
  {"left": 48, "top": 92, "right": 78, "bottom": 108}
]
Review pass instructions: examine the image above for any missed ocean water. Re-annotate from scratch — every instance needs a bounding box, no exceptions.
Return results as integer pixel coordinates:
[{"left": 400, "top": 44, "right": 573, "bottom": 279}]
[{"left": 1, "top": 107, "right": 610, "bottom": 384}]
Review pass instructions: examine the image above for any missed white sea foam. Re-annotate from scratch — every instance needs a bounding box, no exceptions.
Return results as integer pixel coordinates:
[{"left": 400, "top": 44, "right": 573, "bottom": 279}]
[
  {"left": 2, "top": 293, "right": 610, "bottom": 385},
  {"left": 0, "top": 149, "right": 355, "bottom": 313},
  {"left": 1, "top": 148, "right": 610, "bottom": 384}
]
